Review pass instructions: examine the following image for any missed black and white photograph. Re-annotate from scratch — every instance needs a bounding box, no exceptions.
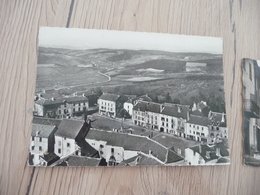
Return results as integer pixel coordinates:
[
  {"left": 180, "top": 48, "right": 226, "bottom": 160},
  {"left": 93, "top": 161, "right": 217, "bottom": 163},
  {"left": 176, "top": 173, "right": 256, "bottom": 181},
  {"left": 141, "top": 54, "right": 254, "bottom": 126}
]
[
  {"left": 243, "top": 58, "right": 260, "bottom": 166},
  {"left": 29, "top": 27, "right": 230, "bottom": 167}
]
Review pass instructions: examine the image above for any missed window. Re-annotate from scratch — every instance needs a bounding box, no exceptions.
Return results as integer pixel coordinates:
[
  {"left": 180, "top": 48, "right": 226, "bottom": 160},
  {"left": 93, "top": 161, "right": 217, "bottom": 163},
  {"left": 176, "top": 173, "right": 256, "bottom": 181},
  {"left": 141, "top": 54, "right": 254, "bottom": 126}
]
[
  {"left": 197, "top": 126, "right": 199, "bottom": 129},
  {"left": 100, "top": 144, "right": 104, "bottom": 148},
  {"left": 58, "top": 149, "right": 61, "bottom": 153},
  {"left": 73, "top": 108, "right": 75, "bottom": 112},
  {"left": 32, "top": 136, "right": 34, "bottom": 141},
  {"left": 166, "top": 118, "right": 168, "bottom": 122},
  {"left": 32, "top": 146, "right": 35, "bottom": 150},
  {"left": 59, "top": 110, "right": 61, "bottom": 114},
  {"left": 39, "top": 137, "right": 42, "bottom": 142},
  {"left": 201, "top": 133, "right": 205, "bottom": 137},
  {"left": 111, "top": 148, "right": 114, "bottom": 153},
  {"left": 189, "top": 125, "right": 191, "bottom": 127},
  {"left": 39, "top": 146, "right": 42, "bottom": 151},
  {"left": 202, "top": 127, "right": 204, "bottom": 130},
  {"left": 67, "top": 143, "right": 70, "bottom": 147}
]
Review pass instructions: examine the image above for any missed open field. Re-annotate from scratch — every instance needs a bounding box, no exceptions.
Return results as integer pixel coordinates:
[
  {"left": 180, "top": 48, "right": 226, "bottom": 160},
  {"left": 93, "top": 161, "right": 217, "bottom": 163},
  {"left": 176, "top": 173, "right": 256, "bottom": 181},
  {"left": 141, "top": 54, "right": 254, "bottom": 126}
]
[{"left": 37, "top": 47, "right": 225, "bottom": 112}]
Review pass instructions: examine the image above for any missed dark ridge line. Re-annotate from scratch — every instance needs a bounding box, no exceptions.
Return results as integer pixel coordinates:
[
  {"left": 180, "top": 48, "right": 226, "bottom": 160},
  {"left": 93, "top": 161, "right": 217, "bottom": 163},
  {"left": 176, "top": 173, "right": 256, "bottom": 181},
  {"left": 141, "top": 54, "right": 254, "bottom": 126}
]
[
  {"left": 66, "top": 0, "right": 75, "bottom": 28},
  {"left": 26, "top": 167, "right": 35, "bottom": 195},
  {"left": 230, "top": 23, "right": 237, "bottom": 107}
]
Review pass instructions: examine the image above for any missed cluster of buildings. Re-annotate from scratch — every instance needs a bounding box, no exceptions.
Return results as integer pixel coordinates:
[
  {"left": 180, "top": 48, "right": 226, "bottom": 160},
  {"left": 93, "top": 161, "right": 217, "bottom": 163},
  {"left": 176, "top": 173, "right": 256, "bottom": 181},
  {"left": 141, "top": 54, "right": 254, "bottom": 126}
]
[
  {"left": 243, "top": 59, "right": 260, "bottom": 159},
  {"left": 98, "top": 93, "right": 228, "bottom": 144},
  {"left": 33, "top": 90, "right": 98, "bottom": 119},
  {"left": 31, "top": 90, "right": 229, "bottom": 166},
  {"left": 29, "top": 117, "right": 183, "bottom": 166}
]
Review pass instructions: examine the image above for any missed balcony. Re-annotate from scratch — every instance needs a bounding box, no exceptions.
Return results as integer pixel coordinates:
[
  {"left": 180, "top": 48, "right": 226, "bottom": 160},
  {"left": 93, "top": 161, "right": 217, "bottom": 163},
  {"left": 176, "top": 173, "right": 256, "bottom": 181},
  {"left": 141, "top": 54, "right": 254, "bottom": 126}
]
[{"left": 244, "top": 99, "right": 260, "bottom": 117}]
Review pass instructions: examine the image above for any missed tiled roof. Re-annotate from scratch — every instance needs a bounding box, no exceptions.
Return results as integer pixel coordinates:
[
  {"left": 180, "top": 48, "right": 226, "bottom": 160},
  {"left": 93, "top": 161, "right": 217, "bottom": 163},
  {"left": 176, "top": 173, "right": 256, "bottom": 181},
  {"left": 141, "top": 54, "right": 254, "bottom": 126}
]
[
  {"left": 187, "top": 115, "right": 211, "bottom": 126},
  {"left": 86, "top": 129, "right": 183, "bottom": 163},
  {"left": 98, "top": 93, "right": 120, "bottom": 102},
  {"left": 55, "top": 119, "right": 84, "bottom": 139},
  {"left": 35, "top": 96, "right": 89, "bottom": 106},
  {"left": 189, "top": 142, "right": 229, "bottom": 162},
  {"left": 161, "top": 105, "right": 189, "bottom": 119},
  {"left": 125, "top": 95, "right": 152, "bottom": 104},
  {"left": 33, "top": 117, "right": 62, "bottom": 126},
  {"left": 31, "top": 124, "right": 57, "bottom": 138},
  {"left": 65, "top": 156, "right": 101, "bottom": 166},
  {"left": 119, "top": 153, "right": 163, "bottom": 166},
  {"left": 133, "top": 101, "right": 189, "bottom": 119},
  {"left": 133, "top": 101, "right": 161, "bottom": 113},
  {"left": 209, "top": 112, "right": 227, "bottom": 127},
  {"left": 40, "top": 152, "right": 60, "bottom": 163}
]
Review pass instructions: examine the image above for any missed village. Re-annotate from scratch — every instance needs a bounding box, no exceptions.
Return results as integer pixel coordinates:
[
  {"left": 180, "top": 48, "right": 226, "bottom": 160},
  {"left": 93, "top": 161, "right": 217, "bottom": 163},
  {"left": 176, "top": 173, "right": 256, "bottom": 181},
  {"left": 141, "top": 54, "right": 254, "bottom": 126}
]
[{"left": 29, "top": 88, "right": 230, "bottom": 166}]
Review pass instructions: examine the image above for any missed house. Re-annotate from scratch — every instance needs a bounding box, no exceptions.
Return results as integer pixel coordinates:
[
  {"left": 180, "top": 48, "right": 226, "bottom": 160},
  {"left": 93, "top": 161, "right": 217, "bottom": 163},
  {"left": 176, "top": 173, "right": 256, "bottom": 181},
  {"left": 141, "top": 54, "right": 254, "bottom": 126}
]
[
  {"left": 123, "top": 94, "right": 152, "bottom": 116},
  {"left": 186, "top": 62, "right": 207, "bottom": 72},
  {"left": 85, "top": 129, "right": 183, "bottom": 166},
  {"left": 158, "top": 103, "right": 190, "bottom": 137},
  {"left": 29, "top": 119, "right": 60, "bottom": 166},
  {"left": 132, "top": 101, "right": 190, "bottom": 136},
  {"left": 132, "top": 101, "right": 161, "bottom": 130},
  {"left": 34, "top": 95, "right": 89, "bottom": 119},
  {"left": 185, "top": 115, "right": 211, "bottom": 142},
  {"left": 54, "top": 119, "right": 98, "bottom": 159},
  {"left": 98, "top": 93, "right": 128, "bottom": 118},
  {"left": 191, "top": 101, "right": 210, "bottom": 117},
  {"left": 184, "top": 142, "right": 230, "bottom": 165},
  {"left": 208, "top": 111, "right": 228, "bottom": 143}
]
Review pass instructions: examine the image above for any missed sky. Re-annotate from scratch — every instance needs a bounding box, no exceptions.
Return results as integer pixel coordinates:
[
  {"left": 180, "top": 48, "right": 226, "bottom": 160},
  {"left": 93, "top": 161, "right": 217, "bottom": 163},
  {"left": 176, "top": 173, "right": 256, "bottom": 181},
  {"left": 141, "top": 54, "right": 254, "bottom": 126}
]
[{"left": 38, "top": 27, "right": 223, "bottom": 54}]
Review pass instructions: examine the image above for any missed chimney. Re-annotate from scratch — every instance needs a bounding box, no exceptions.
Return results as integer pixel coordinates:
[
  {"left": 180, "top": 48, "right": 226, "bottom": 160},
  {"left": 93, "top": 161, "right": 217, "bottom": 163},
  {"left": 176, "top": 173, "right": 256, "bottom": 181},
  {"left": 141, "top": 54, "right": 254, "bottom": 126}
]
[
  {"left": 51, "top": 97, "right": 55, "bottom": 101},
  {"left": 216, "top": 148, "right": 220, "bottom": 156},
  {"left": 221, "top": 113, "right": 225, "bottom": 123},
  {"left": 187, "top": 111, "right": 190, "bottom": 121},
  {"left": 82, "top": 93, "right": 85, "bottom": 97},
  {"left": 208, "top": 110, "right": 212, "bottom": 119},
  {"left": 160, "top": 104, "right": 165, "bottom": 113},
  {"left": 149, "top": 150, "right": 153, "bottom": 155},
  {"left": 36, "top": 131, "right": 40, "bottom": 136},
  {"left": 192, "top": 102, "right": 197, "bottom": 111},
  {"left": 42, "top": 89, "right": 46, "bottom": 93},
  {"left": 177, "top": 106, "right": 182, "bottom": 113},
  {"left": 199, "top": 145, "right": 202, "bottom": 153}
]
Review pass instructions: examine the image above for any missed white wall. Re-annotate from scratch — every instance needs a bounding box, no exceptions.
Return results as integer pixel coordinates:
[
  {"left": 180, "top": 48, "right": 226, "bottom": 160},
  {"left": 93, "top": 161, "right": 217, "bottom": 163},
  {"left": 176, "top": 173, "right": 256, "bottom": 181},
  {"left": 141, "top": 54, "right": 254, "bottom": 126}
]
[
  {"left": 30, "top": 136, "right": 48, "bottom": 165},
  {"left": 124, "top": 102, "right": 133, "bottom": 116},
  {"left": 54, "top": 136, "right": 77, "bottom": 158},
  {"left": 185, "top": 148, "right": 205, "bottom": 165}
]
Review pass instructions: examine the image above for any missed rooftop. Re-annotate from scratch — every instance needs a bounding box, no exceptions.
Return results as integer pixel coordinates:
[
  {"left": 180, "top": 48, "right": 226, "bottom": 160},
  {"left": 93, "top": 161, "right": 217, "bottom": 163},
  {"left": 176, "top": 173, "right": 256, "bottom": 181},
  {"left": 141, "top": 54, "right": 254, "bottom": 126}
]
[
  {"left": 35, "top": 96, "right": 89, "bottom": 106},
  {"left": 133, "top": 101, "right": 190, "bottom": 119},
  {"left": 209, "top": 111, "right": 227, "bottom": 127},
  {"left": 188, "top": 142, "right": 229, "bottom": 162},
  {"left": 33, "top": 117, "right": 62, "bottom": 126},
  {"left": 65, "top": 156, "right": 101, "bottom": 166},
  {"left": 31, "top": 124, "right": 57, "bottom": 138},
  {"left": 119, "top": 153, "right": 163, "bottom": 166},
  {"left": 86, "top": 129, "right": 183, "bottom": 163},
  {"left": 98, "top": 93, "right": 120, "bottom": 102},
  {"left": 55, "top": 119, "right": 84, "bottom": 139},
  {"left": 187, "top": 115, "right": 211, "bottom": 126}
]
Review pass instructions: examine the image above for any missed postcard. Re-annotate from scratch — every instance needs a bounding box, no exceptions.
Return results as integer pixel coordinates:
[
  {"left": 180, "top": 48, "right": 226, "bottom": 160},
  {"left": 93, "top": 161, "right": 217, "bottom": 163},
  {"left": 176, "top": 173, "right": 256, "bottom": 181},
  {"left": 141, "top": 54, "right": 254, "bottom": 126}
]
[
  {"left": 243, "top": 58, "right": 260, "bottom": 166},
  {"left": 29, "top": 27, "right": 229, "bottom": 166}
]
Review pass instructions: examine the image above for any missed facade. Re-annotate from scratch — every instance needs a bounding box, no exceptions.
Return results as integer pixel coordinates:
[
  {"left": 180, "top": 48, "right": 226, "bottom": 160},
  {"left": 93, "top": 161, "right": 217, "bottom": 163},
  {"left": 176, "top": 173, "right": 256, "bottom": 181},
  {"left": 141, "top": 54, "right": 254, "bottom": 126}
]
[
  {"left": 185, "top": 115, "right": 210, "bottom": 142},
  {"left": 132, "top": 101, "right": 190, "bottom": 136},
  {"left": 98, "top": 93, "right": 120, "bottom": 118},
  {"left": 34, "top": 95, "right": 89, "bottom": 119}
]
